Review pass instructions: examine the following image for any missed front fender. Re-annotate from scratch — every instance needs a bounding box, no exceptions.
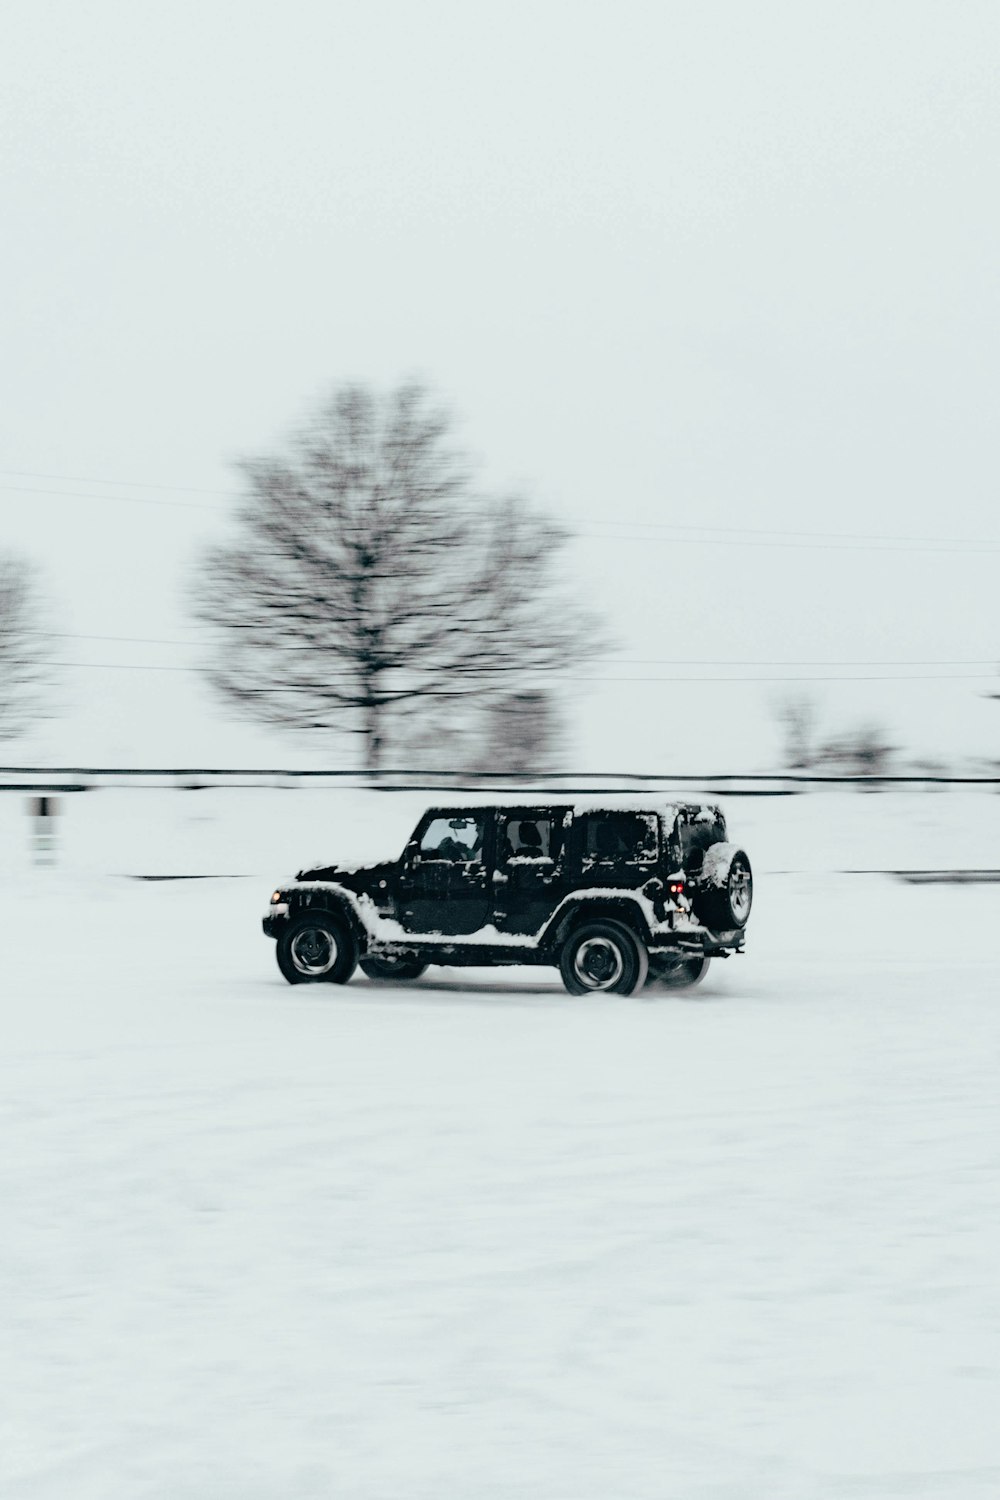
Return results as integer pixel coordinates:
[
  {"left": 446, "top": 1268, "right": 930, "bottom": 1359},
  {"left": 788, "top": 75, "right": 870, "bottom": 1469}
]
[{"left": 285, "top": 882, "right": 369, "bottom": 948}]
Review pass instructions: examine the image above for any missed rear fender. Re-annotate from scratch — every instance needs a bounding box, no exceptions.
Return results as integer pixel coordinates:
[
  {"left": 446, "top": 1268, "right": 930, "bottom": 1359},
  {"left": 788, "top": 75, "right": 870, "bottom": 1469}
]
[{"left": 542, "top": 896, "right": 653, "bottom": 955}]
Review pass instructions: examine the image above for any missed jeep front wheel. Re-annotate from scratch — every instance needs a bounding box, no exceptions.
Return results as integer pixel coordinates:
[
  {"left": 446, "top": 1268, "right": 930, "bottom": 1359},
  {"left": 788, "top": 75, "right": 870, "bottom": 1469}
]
[
  {"left": 559, "top": 919, "right": 649, "bottom": 997},
  {"left": 276, "top": 911, "right": 358, "bottom": 985}
]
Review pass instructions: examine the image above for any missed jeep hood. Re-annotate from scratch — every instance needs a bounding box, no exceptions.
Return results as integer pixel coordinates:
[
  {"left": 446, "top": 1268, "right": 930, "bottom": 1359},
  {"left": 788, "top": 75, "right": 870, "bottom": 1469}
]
[{"left": 295, "top": 858, "right": 398, "bottom": 891}]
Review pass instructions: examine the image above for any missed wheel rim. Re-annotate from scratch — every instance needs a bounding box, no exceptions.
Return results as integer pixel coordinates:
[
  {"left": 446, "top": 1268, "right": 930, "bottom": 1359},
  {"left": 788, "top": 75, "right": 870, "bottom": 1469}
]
[
  {"left": 730, "top": 863, "right": 752, "bottom": 922},
  {"left": 572, "top": 936, "right": 625, "bottom": 990},
  {"left": 290, "top": 923, "right": 338, "bottom": 976}
]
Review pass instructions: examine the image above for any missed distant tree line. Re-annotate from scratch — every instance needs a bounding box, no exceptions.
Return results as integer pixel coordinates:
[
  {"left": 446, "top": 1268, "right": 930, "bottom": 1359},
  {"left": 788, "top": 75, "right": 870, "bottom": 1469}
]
[
  {"left": 774, "top": 692, "right": 898, "bottom": 778},
  {"left": 7, "top": 379, "right": 1000, "bottom": 776}
]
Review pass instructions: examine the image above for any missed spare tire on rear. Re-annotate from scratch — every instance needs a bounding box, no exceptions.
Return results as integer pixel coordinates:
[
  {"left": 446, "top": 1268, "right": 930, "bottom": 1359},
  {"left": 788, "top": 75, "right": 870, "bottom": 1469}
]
[{"left": 692, "top": 845, "right": 753, "bottom": 930}]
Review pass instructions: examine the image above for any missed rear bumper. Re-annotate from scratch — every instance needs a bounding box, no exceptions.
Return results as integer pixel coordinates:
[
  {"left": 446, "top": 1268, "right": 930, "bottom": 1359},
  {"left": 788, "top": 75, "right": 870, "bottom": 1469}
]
[{"left": 649, "top": 927, "right": 746, "bottom": 958}]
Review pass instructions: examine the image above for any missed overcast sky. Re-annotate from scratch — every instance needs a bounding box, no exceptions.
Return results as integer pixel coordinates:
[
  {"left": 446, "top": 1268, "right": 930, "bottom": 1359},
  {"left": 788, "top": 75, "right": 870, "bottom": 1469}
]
[{"left": 3, "top": 0, "right": 999, "bottom": 770}]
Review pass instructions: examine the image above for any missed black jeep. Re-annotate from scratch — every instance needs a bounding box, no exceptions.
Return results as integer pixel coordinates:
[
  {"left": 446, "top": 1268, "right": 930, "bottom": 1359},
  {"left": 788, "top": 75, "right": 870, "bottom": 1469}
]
[{"left": 263, "top": 802, "right": 751, "bottom": 995}]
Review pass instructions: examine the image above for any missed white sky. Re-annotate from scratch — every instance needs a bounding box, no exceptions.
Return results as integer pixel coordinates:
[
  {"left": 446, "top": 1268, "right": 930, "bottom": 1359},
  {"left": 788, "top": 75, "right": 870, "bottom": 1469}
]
[{"left": 2, "top": 0, "right": 999, "bottom": 770}]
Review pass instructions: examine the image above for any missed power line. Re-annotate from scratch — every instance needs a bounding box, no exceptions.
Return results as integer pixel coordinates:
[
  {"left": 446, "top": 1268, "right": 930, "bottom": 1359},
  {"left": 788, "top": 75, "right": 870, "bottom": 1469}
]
[
  {"left": 45, "top": 631, "right": 204, "bottom": 645},
  {"left": 567, "top": 673, "right": 1000, "bottom": 683},
  {"left": 4, "top": 466, "right": 1000, "bottom": 554},
  {"left": 47, "top": 659, "right": 1000, "bottom": 683},
  {"left": 0, "top": 483, "right": 217, "bottom": 511},
  {"left": 0, "top": 467, "right": 240, "bottom": 497},
  {"left": 49, "top": 660, "right": 197, "bottom": 673},
  {"left": 579, "top": 517, "right": 1000, "bottom": 547},
  {"left": 601, "top": 657, "right": 1000, "bottom": 668},
  {"left": 574, "top": 527, "right": 1000, "bottom": 556},
  {"left": 41, "top": 633, "right": 1000, "bottom": 668}
]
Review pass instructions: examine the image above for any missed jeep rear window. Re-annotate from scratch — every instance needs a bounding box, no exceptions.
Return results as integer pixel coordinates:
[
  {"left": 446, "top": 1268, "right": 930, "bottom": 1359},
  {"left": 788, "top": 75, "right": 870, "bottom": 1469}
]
[
  {"left": 582, "top": 813, "right": 658, "bottom": 863},
  {"left": 677, "top": 810, "right": 726, "bottom": 869}
]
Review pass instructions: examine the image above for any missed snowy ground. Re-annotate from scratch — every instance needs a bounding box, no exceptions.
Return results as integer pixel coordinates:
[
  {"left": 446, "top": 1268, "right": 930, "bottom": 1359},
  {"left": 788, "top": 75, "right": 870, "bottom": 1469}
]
[{"left": 3, "top": 792, "right": 1000, "bottom": 1497}]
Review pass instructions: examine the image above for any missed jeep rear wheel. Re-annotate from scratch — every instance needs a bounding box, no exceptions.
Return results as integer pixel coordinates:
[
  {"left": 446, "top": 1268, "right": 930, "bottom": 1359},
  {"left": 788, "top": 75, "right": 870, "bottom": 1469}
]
[
  {"left": 647, "top": 955, "right": 711, "bottom": 990},
  {"left": 276, "top": 911, "right": 358, "bottom": 985},
  {"left": 559, "top": 919, "right": 649, "bottom": 997},
  {"left": 360, "top": 955, "right": 428, "bottom": 983}
]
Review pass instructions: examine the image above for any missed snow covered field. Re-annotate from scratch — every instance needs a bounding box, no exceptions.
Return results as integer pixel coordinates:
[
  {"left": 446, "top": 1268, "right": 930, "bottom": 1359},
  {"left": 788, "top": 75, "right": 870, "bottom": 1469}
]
[{"left": 3, "top": 790, "right": 1000, "bottom": 1497}]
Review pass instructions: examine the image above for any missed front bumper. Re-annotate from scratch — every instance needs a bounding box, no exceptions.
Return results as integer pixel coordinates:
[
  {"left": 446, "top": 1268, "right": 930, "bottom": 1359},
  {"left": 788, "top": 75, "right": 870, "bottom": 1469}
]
[{"left": 262, "top": 903, "right": 289, "bottom": 938}]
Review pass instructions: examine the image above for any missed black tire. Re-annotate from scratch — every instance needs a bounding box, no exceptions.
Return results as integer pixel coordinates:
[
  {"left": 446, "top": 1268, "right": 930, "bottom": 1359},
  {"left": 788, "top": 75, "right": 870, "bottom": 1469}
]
[
  {"left": 276, "top": 910, "right": 358, "bottom": 985},
  {"left": 359, "top": 954, "right": 428, "bottom": 983},
  {"left": 646, "top": 955, "right": 711, "bottom": 990},
  {"left": 694, "top": 849, "right": 753, "bottom": 930},
  {"left": 559, "top": 919, "right": 649, "bottom": 997}
]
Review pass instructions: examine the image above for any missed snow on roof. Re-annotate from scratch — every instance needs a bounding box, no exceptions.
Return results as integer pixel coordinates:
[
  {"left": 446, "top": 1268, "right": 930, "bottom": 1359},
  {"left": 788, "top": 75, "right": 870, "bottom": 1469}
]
[
  {"left": 564, "top": 797, "right": 684, "bottom": 817},
  {"left": 419, "top": 798, "right": 695, "bottom": 817}
]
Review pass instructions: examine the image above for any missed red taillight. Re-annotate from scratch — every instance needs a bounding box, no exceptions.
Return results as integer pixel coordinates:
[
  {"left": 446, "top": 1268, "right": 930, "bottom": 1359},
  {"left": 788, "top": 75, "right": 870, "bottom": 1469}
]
[{"left": 669, "top": 882, "right": 685, "bottom": 896}]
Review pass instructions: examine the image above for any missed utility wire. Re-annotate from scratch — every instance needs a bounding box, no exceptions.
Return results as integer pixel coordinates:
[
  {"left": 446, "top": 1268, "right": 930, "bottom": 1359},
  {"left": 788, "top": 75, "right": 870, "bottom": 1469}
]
[
  {"left": 50, "top": 660, "right": 197, "bottom": 673},
  {"left": 574, "top": 527, "right": 1000, "bottom": 556},
  {"left": 42, "top": 632, "right": 1000, "bottom": 668},
  {"left": 46, "top": 660, "right": 1000, "bottom": 683},
  {"left": 563, "top": 673, "right": 1000, "bottom": 683},
  {"left": 0, "top": 468, "right": 240, "bottom": 497},
  {"left": 46, "top": 631, "right": 205, "bottom": 645},
  {"left": 597, "top": 657, "right": 1000, "bottom": 667},
  {"left": 579, "top": 516, "right": 1000, "bottom": 547},
  {"left": 0, "top": 483, "right": 216, "bottom": 511},
  {"left": 4, "top": 465, "right": 996, "bottom": 547},
  {"left": 4, "top": 468, "right": 1000, "bottom": 554}
]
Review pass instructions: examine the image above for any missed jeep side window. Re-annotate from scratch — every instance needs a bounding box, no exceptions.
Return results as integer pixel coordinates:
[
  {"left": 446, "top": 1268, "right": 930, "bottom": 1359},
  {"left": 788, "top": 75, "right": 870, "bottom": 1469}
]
[
  {"left": 583, "top": 813, "right": 658, "bottom": 863},
  {"left": 501, "top": 817, "right": 557, "bottom": 863},
  {"left": 418, "top": 815, "right": 485, "bottom": 863}
]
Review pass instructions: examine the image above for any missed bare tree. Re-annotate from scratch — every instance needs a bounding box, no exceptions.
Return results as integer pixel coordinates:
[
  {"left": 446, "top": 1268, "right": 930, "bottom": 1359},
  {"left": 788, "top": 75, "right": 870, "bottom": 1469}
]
[
  {"left": 816, "top": 721, "right": 896, "bottom": 782},
  {"left": 0, "top": 555, "right": 52, "bottom": 742},
  {"left": 773, "top": 691, "right": 820, "bottom": 770},
  {"left": 474, "top": 690, "right": 563, "bottom": 775},
  {"left": 194, "top": 382, "right": 603, "bottom": 770}
]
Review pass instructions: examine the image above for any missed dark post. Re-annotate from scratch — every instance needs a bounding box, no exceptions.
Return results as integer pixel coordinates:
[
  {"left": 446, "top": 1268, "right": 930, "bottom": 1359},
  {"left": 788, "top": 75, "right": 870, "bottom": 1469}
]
[{"left": 28, "top": 794, "right": 60, "bottom": 866}]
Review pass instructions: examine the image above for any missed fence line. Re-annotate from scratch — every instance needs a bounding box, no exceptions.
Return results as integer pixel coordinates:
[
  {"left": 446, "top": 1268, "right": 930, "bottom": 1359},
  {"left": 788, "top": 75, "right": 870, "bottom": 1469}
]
[{"left": 1, "top": 766, "right": 999, "bottom": 792}]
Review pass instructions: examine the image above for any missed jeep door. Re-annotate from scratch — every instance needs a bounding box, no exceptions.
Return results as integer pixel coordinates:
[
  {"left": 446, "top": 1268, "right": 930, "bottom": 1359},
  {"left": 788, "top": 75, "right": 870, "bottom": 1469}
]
[
  {"left": 492, "top": 809, "right": 570, "bottom": 936},
  {"left": 399, "top": 811, "right": 493, "bottom": 935}
]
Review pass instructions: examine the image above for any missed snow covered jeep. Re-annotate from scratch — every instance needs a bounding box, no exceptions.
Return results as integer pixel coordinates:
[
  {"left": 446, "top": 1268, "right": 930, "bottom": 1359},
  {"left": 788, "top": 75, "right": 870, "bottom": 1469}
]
[{"left": 263, "top": 802, "right": 751, "bottom": 995}]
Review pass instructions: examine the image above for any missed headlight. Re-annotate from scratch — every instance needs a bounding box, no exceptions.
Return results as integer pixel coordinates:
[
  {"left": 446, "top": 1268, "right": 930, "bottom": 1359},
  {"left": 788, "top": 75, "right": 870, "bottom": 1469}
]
[{"left": 271, "top": 890, "right": 283, "bottom": 904}]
